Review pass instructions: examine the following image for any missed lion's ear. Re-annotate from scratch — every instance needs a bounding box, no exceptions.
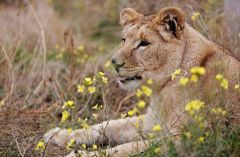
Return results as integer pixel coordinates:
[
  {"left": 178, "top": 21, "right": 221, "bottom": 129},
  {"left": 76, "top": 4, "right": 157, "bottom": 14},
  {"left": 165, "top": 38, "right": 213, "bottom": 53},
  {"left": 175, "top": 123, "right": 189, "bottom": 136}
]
[
  {"left": 154, "top": 7, "right": 185, "bottom": 39},
  {"left": 120, "top": 8, "right": 143, "bottom": 27}
]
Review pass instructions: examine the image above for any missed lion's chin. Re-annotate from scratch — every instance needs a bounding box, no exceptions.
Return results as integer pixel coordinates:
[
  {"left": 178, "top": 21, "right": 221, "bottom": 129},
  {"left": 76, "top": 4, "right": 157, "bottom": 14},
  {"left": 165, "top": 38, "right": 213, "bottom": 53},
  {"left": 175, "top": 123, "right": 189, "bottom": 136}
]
[
  {"left": 117, "top": 75, "right": 142, "bottom": 91},
  {"left": 118, "top": 80, "right": 142, "bottom": 91}
]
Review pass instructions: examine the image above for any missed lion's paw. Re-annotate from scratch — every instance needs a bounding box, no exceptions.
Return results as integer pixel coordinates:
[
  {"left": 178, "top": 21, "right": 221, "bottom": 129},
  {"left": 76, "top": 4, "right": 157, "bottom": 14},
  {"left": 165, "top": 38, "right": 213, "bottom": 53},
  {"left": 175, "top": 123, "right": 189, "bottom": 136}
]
[
  {"left": 43, "top": 127, "right": 69, "bottom": 147},
  {"left": 64, "top": 151, "right": 77, "bottom": 157},
  {"left": 65, "top": 150, "right": 91, "bottom": 157}
]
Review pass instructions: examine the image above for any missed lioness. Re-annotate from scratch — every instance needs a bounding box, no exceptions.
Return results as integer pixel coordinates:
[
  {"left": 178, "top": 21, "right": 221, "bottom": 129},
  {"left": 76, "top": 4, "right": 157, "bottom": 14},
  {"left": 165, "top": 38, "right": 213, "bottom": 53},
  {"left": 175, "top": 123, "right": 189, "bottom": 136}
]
[{"left": 44, "top": 7, "right": 240, "bottom": 157}]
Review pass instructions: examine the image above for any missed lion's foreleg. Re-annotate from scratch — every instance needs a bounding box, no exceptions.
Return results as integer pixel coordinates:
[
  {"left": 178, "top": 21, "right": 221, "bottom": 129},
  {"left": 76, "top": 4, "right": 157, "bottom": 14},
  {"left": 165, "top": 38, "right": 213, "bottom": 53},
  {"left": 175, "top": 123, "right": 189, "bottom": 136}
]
[
  {"left": 65, "top": 140, "right": 149, "bottom": 157},
  {"left": 44, "top": 114, "right": 151, "bottom": 146},
  {"left": 71, "top": 115, "right": 149, "bottom": 145}
]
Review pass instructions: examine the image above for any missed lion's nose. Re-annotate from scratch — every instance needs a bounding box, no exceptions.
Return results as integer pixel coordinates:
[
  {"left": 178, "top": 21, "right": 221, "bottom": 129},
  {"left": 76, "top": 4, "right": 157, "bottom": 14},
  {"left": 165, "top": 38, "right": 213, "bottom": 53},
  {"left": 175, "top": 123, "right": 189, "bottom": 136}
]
[
  {"left": 111, "top": 58, "right": 125, "bottom": 73},
  {"left": 111, "top": 58, "right": 117, "bottom": 65}
]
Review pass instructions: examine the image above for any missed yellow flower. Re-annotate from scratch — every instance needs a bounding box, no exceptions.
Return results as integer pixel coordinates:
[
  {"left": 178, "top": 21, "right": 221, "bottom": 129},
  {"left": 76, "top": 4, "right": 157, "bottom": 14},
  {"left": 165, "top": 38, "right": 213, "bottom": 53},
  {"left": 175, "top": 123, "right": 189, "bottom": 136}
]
[
  {"left": 215, "top": 74, "right": 223, "bottom": 80},
  {"left": 92, "top": 144, "right": 98, "bottom": 150},
  {"left": 60, "top": 48, "right": 65, "bottom": 52},
  {"left": 77, "top": 117, "right": 88, "bottom": 123},
  {"left": 191, "top": 12, "right": 200, "bottom": 21},
  {"left": 220, "top": 78, "right": 228, "bottom": 90},
  {"left": 171, "top": 68, "right": 181, "bottom": 80},
  {"left": 98, "top": 71, "right": 105, "bottom": 78},
  {"left": 61, "top": 110, "right": 70, "bottom": 122},
  {"left": 84, "top": 77, "right": 93, "bottom": 86},
  {"left": 0, "top": 99, "right": 5, "bottom": 107},
  {"left": 104, "top": 60, "right": 111, "bottom": 68},
  {"left": 101, "top": 76, "right": 108, "bottom": 84},
  {"left": 235, "top": 84, "right": 240, "bottom": 89},
  {"left": 171, "top": 74, "right": 176, "bottom": 80},
  {"left": 67, "top": 100, "right": 74, "bottom": 106},
  {"left": 66, "top": 139, "right": 75, "bottom": 150},
  {"left": 148, "top": 133, "right": 155, "bottom": 139},
  {"left": 174, "top": 68, "right": 182, "bottom": 75},
  {"left": 67, "top": 128, "right": 73, "bottom": 134},
  {"left": 211, "top": 107, "right": 226, "bottom": 116},
  {"left": 62, "top": 100, "right": 74, "bottom": 109},
  {"left": 98, "top": 46, "right": 104, "bottom": 52},
  {"left": 35, "top": 141, "right": 45, "bottom": 151},
  {"left": 54, "top": 44, "right": 60, "bottom": 49},
  {"left": 77, "top": 117, "right": 82, "bottom": 123},
  {"left": 81, "top": 144, "right": 87, "bottom": 149},
  {"left": 152, "top": 124, "right": 161, "bottom": 132},
  {"left": 92, "top": 104, "right": 98, "bottom": 110},
  {"left": 135, "top": 121, "right": 139, "bottom": 128},
  {"left": 88, "top": 86, "right": 96, "bottom": 94},
  {"left": 154, "top": 147, "right": 161, "bottom": 154},
  {"left": 128, "top": 110, "right": 135, "bottom": 116},
  {"left": 205, "top": 132, "right": 209, "bottom": 137},
  {"left": 141, "top": 86, "right": 152, "bottom": 97},
  {"left": 185, "top": 100, "right": 204, "bottom": 115},
  {"left": 184, "top": 131, "right": 191, "bottom": 138},
  {"left": 137, "top": 100, "right": 146, "bottom": 109},
  {"left": 197, "top": 136, "right": 205, "bottom": 143},
  {"left": 92, "top": 113, "right": 98, "bottom": 119},
  {"left": 136, "top": 89, "right": 143, "bottom": 97},
  {"left": 81, "top": 121, "right": 89, "bottom": 129},
  {"left": 77, "top": 85, "right": 85, "bottom": 93},
  {"left": 195, "top": 115, "right": 203, "bottom": 122},
  {"left": 179, "top": 77, "right": 189, "bottom": 86},
  {"left": 190, "top": 74, "right": 198, "bottom": 83},
  {"left": 190, "top": 66, "right": 206, "bottom": 75},
  {"left": 56, "top": 53, "right": 63, "bottom": 59},
  {"left": 147, "top": 79, "right": 153, "bottom": 85},
  {"left": 92, "top": 104, "right": 102, "bottom": 110},
  {"left": 60, "top": 48, "right": 65, "bottom": 53},
  {"left": 77, "top": 45, "right": 84, "bottom": 52},
  {"left": 215, "top": 74, "right": 228, "bottom": 89},
  {"left": 78, "top": 117, "right": 89, "bottom": 123},
  {"left": 128, "top": 108, "right": 138, "bottom": 116},
  {"left": 121, "top": 113, "right": 127, "bottom": 119},
  {"left": 78, "top": 117, "right": 89, "bottom": 128}
]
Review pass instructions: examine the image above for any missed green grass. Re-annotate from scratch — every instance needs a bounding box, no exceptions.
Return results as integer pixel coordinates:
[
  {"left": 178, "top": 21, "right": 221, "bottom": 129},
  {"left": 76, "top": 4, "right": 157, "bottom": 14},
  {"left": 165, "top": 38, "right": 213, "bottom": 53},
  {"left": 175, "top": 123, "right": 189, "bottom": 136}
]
[{"left": 132, "top": 125, "right": 240, "bottom": 157}]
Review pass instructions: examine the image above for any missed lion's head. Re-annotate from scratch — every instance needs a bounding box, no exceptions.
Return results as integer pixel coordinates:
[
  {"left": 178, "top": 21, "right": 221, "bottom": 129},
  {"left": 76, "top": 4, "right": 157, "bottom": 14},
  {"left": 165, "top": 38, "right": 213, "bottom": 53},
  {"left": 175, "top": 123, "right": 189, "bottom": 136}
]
[{"left": 112, "top": 7, "right": 187, "bottom": 90}]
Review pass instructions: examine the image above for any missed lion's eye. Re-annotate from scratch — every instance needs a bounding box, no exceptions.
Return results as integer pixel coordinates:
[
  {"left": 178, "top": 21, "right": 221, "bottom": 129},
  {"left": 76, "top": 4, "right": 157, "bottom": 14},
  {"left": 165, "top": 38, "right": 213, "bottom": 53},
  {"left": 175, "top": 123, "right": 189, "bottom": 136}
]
[
  {"left": 137, "top": 40, "right": 150, "bottom": 48},
  {"left": 122, "top": 38, "right": 126, "bottom": 42}
]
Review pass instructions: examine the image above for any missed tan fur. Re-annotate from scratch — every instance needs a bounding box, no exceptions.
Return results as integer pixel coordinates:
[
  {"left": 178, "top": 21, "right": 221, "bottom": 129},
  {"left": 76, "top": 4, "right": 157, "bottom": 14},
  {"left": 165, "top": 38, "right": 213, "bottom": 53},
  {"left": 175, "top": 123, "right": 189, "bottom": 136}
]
[{"left": 44, "top": 7, "right": 240, "bottom": 157}]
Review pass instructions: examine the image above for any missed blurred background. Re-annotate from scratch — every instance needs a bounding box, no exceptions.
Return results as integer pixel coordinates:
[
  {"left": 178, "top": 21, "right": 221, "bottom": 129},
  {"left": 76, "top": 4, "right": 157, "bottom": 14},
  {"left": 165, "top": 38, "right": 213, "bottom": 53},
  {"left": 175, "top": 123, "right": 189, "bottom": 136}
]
[{"left": 0, "top": 0, "right": 239, "bottom": 156}]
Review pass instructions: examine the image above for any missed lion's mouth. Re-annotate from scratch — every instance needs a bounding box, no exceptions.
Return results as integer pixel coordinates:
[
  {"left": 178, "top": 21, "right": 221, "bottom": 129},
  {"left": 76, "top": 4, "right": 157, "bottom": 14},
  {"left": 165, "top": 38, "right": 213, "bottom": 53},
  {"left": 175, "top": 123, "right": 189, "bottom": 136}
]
[{"left": 118, "top": 75, "right": 142, "bottom": 83}]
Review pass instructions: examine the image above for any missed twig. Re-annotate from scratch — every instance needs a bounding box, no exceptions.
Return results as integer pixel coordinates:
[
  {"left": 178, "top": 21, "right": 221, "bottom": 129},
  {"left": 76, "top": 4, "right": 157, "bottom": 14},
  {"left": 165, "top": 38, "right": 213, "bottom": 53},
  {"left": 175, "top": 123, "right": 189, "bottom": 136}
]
[
  {"left": 52, "top": 78, "right": 61, "bottom": 99},
  {"left": 12, "top": 132, "right": 24, "bottom": 157},
  {"left": 114, "top": 92, "right": 135, "bottom": 116},
  {"left": 25, "top": 0, "right": 47, "bottom": 98},
  {"left": 42, "top": 140, "right": 49, "bottom": 157},
  {"left": 77, "top": 94, "right": 93, "bottom": 116},
  {"left": 0, "top": 46, "right": 15, "bottom": 100},
  {"left": 17, "top": 135, "right": 37, "bottom": 157}
]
